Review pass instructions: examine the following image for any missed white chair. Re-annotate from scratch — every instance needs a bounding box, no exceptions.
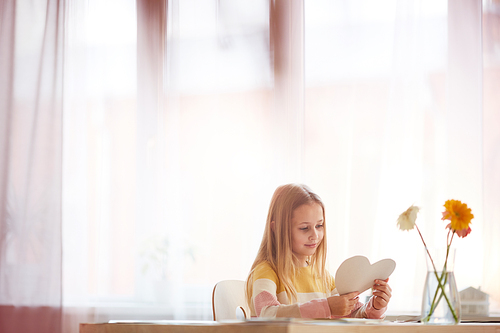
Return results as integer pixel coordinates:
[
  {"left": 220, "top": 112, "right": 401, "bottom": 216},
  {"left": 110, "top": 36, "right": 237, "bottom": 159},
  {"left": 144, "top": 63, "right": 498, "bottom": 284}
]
[{"left": 212, "top": 280, "right": 251, "bottom": 321}]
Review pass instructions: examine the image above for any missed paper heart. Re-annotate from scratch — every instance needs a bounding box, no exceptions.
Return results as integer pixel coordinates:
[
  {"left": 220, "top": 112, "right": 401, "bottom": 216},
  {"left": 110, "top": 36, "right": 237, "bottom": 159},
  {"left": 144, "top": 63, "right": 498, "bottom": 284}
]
[{"left": 334, "top": 256, "right": 396, "bottom": 295}]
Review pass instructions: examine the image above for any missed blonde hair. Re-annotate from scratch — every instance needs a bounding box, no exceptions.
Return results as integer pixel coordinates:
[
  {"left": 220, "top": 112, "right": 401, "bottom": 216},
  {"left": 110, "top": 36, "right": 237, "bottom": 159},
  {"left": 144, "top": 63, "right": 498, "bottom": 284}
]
[{"left": 245, "top": 183, "right": 328, "bottom": 307}]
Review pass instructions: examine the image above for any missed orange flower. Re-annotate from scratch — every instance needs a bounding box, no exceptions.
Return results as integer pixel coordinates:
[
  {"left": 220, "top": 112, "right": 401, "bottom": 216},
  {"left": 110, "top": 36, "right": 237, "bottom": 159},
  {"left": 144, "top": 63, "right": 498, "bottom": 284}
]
[{"left": 441, "top": 199, "right": 473, "bottom": 233}]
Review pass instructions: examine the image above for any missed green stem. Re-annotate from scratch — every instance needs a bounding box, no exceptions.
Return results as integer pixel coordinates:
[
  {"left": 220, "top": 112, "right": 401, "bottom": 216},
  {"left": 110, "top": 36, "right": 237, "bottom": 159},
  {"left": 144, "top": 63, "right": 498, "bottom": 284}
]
[
  {"left": 426, "top": 271, "right": 449, "bottom": 318},
  {"left": 428, "top": 232, "right": 452, "bottom": 314},
  {"left": 428, "top": 271, "right": 446, "bottom": 314},
  {"left": 429, "top": 269, "right": 458, "bottom": 323},
  {"left": 417, "top": 226, "right": 458, "bottom": 323}
]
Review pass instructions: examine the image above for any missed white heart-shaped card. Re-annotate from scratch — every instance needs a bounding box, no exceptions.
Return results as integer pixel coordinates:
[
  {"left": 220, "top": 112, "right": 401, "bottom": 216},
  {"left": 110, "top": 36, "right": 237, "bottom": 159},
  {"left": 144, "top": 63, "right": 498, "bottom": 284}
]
[{"left": 334, "top": 256, "right": 396, "bottom": 295}]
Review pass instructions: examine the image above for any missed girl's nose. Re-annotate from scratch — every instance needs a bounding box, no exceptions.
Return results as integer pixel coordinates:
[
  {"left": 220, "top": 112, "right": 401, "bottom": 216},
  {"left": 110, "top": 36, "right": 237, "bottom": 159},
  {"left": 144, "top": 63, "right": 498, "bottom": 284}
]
[{"left": 310, "top": 229, "right": 318, "bottom": 240}]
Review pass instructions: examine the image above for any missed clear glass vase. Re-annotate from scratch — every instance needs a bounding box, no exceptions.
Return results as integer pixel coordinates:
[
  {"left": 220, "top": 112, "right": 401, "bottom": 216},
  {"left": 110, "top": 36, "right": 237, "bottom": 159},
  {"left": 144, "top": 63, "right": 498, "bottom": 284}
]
[{"left": 421, "top": 248, "right": 461, "bottom": 324}]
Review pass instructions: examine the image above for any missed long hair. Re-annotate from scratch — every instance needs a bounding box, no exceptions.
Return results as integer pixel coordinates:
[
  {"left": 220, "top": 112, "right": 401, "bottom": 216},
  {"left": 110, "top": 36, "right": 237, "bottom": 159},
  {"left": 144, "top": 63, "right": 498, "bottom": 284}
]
[{"left": 245, "top": 184, "right": 328, "bottom": 307}]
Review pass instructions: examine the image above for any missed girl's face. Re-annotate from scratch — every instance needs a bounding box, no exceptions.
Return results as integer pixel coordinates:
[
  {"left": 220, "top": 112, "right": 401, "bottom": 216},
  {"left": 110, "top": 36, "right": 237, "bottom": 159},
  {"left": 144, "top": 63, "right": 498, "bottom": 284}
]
[{"left": 290, "top": 202, "right": 324, "bottom": 267}]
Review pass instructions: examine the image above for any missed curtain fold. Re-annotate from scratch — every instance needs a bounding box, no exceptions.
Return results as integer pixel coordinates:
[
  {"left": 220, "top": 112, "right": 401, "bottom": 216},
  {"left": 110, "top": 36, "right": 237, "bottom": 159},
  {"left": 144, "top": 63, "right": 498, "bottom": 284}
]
[
  {"left": 482, "top": 0, "right": 500, "bottom": 310},
  {"left": 0, "top": 0, "right": 64, "bottom": 333},
  {"left": 446, "top": 0, "right": 484, "bottom": 290}
]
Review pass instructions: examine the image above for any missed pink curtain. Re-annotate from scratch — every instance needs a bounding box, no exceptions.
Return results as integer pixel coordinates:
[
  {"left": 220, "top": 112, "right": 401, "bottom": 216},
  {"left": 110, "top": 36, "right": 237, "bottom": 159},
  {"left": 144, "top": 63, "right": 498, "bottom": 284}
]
[{"left": 0, "top": 0, "right": 64, "bottom": 332}]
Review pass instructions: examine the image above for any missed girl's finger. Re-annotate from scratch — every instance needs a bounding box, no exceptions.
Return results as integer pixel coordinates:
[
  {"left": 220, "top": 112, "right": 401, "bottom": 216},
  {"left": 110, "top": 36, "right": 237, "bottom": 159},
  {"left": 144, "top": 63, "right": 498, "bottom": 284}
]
[
  {"left": 374, "top": 289, "right": 391, "bottom": 303},
  {"left": 374, "top": 285, "right": 392, "bottom": 297},
  {"left": 374, "top": 292, "right": 389, "bottom": 303},
  {"left": 373, "top": 281, "right": 392, "bottom": 294},
  {"left": 374, "top": 279, "right": 389, "bottom": 286}
]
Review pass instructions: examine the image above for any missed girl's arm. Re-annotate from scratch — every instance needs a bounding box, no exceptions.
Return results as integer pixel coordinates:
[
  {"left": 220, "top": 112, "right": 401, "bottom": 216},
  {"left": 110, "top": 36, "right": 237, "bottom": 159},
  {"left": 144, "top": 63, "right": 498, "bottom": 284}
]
[{"left": 253, "top": 278, "right": 332, "bottom": 318}]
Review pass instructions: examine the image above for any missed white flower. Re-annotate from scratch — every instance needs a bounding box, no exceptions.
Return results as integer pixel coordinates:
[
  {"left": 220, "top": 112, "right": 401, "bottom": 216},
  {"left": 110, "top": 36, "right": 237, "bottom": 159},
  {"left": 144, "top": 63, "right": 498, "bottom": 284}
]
[{"left": 397, "top": 205, "right": 420, "bottom": 231}]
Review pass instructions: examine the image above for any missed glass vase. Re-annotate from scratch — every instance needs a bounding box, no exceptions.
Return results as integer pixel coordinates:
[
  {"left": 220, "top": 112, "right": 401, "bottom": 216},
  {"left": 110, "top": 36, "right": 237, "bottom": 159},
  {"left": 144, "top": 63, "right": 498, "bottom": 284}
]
[{"left": 421, "top": 248, "right": 461, "bottom": 324}]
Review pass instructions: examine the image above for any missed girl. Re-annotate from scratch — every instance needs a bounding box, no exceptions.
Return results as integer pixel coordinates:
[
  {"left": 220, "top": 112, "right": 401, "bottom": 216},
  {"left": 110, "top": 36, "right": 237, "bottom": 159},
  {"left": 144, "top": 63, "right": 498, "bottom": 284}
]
[{"left": 245, "top": 183, "right": 392, "bottom": 319}]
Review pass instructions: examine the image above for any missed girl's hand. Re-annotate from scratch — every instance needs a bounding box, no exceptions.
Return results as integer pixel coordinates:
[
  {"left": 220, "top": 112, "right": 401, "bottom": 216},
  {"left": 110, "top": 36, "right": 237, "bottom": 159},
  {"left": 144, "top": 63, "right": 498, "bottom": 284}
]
[
  {"left": 327, "top": 291, "right": 360, "bottom": 316},
  {"left": 372, "top": 278, "right": 392, "bottom": 310}
]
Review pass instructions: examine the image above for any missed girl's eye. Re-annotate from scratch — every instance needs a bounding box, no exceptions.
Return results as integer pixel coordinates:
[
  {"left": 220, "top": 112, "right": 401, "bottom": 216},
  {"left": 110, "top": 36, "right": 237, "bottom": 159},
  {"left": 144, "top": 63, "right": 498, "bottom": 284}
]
[
  {"left": 316, "top": 224, "right": 324, "bottom": 229},
  {"left": 300, "top": 227, "right": 309, "bottom": 231}
]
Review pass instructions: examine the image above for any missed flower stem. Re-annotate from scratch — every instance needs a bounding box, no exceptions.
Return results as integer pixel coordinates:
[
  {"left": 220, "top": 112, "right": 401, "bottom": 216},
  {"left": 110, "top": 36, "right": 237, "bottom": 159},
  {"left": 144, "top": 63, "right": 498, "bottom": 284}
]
[
  {"left": 427, "top": 270, "right": 449, "bottom": 318},
  {"left": 427, "top": 261, "right": 458, "bottom": 323},
  {"left": 428, "top": 271, "right": 445, "bottom": 314},
  {"left": 417, "top": 225, "right": 459, "bottom": 323},
  {"left": 415, "top": 225, "right": 437, "bottom": 271}
]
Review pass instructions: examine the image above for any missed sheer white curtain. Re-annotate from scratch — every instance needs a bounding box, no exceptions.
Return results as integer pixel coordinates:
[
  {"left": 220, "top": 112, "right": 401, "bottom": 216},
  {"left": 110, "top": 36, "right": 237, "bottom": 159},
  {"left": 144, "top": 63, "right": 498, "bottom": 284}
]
[
  {"left": 0, "top": 0, "right": 64, "bottom": 332},
  {"left": 62, "top": 0, "right": 277, "bottom": 329},
  {"left": 62, "top": 0, "right": 140, "bottom": 328},
  {"left": 2, "top": 1, "right": 500, "bottom": 333},
  {"left": 482, "top": 0, "right": 500, "bottom": 312},
  {"left": 304, "top": 0, "right": 448, "bottom": 311},
  {"left": 305, "top": 0, "right": 498, "bottom": 314}
]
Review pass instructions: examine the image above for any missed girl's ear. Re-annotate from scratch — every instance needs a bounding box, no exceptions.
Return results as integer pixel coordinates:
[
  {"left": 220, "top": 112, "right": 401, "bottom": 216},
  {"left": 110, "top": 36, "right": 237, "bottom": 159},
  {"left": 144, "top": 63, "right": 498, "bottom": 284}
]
[{"left": 270, "top": 221, "right": 276, "bottom": 233}]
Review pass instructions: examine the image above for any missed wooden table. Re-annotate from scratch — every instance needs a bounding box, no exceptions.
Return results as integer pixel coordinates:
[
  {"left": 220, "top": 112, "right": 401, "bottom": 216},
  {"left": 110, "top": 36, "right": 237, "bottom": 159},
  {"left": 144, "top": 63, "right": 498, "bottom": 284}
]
[{"left": 80, "top": 319, "right": 500, "bottom": 333}]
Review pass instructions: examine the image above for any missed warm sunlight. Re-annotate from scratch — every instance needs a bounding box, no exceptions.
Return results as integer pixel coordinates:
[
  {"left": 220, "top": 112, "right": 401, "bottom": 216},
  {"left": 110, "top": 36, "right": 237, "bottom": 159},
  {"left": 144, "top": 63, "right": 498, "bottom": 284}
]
[{"left": 2, "top": 1, "right": 500, "bottom": 333}]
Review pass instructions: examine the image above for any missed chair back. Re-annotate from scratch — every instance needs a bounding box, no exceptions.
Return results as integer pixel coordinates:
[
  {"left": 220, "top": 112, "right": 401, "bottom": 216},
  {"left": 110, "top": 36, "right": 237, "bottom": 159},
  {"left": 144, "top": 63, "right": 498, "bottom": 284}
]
[{"left": 212, "top": 280, "right": 250, "bottom": 321}]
